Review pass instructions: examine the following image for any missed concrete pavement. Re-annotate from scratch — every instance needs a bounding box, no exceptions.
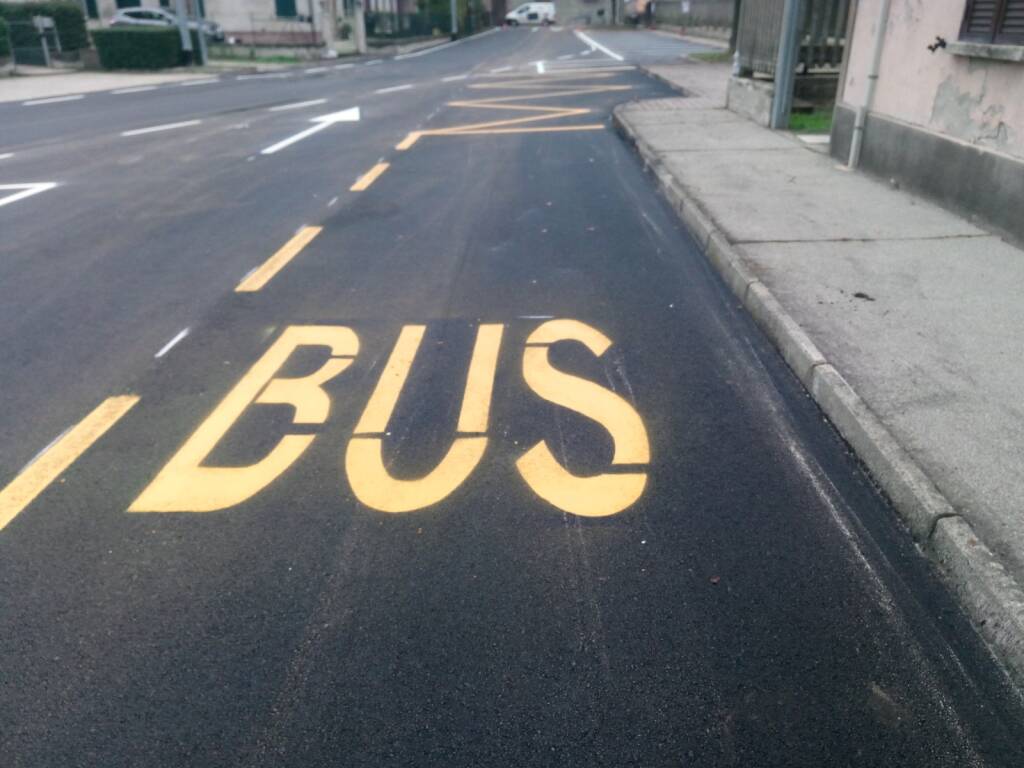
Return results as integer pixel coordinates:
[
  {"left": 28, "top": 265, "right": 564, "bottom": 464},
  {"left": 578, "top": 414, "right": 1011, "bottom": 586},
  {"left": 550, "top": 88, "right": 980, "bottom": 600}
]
[
  {"left": 2, "top": 28, "right": 1024, "bottom": 766},
  {"left": 615, "top": 60, "right": 1024, "bottom": 687}
]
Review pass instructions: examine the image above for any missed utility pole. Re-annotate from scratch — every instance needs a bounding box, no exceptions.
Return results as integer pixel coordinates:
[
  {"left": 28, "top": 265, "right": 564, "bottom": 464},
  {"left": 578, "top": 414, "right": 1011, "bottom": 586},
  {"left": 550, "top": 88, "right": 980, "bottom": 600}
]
[
  {"left": 354, "top": 0, "right": 367, "bottom": 54},
  {"left": 193, "top": 0, "right": 208, "bottom": 65},
  {"left": 769, "top": 0, "right": 801, "bottom": 130},
  {"left": 450, "top": 0, "right": 458, "bottom": 39},
  {"left": 729, "top": 0, "right": 742, "bottom": 52},
  {"left": 173, "top": 0, "right": 194, "bottom": 65}
]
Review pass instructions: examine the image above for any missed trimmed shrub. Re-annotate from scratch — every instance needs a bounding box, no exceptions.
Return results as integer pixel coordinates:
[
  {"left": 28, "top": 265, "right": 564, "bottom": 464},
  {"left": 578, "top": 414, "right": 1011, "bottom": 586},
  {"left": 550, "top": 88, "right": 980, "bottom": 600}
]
[
  {"left": 0, "top": 2, "right": 88, "bottom": 52},
  {"left": 92, "top": 27, "right": 182, "bottom": 70},
  {"left": 0, "top": 18, "right": 10, "bottom": 59}
]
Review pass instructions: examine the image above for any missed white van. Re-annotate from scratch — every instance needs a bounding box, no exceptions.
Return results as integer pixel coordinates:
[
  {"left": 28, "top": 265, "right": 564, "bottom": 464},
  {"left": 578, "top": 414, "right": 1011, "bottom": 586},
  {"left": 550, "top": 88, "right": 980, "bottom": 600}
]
[{"left": 505, "top": 2, "right": 556, "bottom": 26}]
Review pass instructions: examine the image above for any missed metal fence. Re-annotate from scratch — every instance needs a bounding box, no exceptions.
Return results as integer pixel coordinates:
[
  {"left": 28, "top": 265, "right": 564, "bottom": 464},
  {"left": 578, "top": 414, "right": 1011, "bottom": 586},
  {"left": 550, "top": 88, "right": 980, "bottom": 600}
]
[
  {"left": 234, "top": 16, "right": 322, "bottom": 47},
  {"left": 736, "top": 0, "right": 850, "bottom": 77},
  {"left": 654, "top": 0, "right": 736, "bottom": 28},
  {"left": 6, "top": 19, "right": 62, "bottom": 67}
]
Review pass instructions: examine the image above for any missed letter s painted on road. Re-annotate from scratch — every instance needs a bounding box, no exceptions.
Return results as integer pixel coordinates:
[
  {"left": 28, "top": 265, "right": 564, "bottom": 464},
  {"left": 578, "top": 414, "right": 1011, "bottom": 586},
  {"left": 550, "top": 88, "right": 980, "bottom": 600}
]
[{"left": 516, "top": 319, "right": 650, "bottom": 517}]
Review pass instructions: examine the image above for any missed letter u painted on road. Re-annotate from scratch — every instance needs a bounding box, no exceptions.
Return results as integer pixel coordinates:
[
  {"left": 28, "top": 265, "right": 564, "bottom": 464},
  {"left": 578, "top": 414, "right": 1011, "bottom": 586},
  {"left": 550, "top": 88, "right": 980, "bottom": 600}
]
[
  {"left": 130, "top": 326, "right": 359, "bottom": 512},
  {"left": 516, "top": 319, "right": 650, "bottom": 517},
  {"left": 345, "top": 324, "right": 504, "bottom": 513}
]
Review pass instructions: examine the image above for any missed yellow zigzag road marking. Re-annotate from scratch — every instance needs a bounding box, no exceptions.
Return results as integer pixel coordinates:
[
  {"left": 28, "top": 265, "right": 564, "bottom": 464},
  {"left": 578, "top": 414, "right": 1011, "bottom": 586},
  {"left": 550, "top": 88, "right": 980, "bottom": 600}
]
[{"left": 396, "top": 73, "right": 632, "bottom": 150}]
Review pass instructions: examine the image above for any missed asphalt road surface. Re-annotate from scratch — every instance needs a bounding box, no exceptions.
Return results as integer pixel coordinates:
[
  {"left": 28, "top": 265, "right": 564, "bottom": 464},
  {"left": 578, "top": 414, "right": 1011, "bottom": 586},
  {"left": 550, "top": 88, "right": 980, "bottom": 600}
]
[{"left": 2, "top": 27, "right": 1023, "bottom": 767}]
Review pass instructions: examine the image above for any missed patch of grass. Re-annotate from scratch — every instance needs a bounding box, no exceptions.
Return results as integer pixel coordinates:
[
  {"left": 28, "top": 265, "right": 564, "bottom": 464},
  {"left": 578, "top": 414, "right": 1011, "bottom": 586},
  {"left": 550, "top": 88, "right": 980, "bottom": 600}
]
[
  {"left": 208, "top": 47, "right": 302, "bottom": 64},
  {"left": 689, "top": 50, "right": 732, "bottom": 63},
  {"left": 789, "top": 110, "right": 833, "bottom": 133}
]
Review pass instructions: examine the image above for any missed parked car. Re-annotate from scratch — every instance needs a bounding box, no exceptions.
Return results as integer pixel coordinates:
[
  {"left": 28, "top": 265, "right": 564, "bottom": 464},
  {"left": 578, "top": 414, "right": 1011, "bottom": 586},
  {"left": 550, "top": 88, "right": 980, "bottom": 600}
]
[
  {"left": 504, "top": 2, "right": 556, "bottom": 26},
  {"left": 110, "top": 8, "right": 224, "bottom": 41}
]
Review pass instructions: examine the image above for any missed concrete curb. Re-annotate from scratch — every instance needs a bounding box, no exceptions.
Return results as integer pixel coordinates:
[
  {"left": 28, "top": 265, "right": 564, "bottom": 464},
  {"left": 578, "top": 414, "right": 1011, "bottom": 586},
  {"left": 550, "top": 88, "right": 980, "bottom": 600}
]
[{"left": 613, "top": 101, "right": 1024, "bottom": 691}]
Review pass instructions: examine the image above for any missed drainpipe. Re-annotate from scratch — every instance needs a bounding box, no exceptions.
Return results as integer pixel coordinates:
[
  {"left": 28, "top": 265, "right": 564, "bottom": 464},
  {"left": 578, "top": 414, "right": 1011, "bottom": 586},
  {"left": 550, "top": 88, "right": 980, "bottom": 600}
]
[{"left": 847, "top": 0, "right": 891, "bottom": 168}]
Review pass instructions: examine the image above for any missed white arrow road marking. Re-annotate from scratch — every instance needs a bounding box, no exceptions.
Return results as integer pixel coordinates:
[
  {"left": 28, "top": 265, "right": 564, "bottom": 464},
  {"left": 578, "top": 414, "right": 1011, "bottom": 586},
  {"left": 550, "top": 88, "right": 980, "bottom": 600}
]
[
  {"left": 260, "top": 106, "right": 361, "bottom": 155},
  {"left": 573, "top": 30, "right": 624, "bottom": 61},
  {"left": 0, "top": 182, "right": 58, "bottom": 208}
]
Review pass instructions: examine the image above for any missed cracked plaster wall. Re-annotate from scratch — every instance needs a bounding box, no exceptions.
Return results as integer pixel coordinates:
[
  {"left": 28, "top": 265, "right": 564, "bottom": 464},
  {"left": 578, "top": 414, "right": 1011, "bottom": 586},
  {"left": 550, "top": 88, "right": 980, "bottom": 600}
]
[{"left": 841, "top": 0, "right": 1024, "bottom": 160}]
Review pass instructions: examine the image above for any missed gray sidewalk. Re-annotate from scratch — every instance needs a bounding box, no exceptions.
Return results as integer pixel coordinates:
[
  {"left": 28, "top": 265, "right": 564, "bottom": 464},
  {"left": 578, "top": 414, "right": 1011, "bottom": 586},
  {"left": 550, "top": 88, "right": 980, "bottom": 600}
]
[
  {"left": 0, "top": 69, "right": 212, "bottom": 103},
  {"left": 617, "top": 61, "right": 1024, "bottom": 686}
]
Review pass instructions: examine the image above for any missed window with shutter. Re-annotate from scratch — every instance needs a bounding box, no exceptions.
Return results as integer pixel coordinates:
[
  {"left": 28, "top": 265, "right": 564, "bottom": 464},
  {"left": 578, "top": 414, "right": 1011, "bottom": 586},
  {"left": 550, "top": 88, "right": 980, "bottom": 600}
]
[{"left": 960, "top": 0, "right": 1024, "bottom": 44}]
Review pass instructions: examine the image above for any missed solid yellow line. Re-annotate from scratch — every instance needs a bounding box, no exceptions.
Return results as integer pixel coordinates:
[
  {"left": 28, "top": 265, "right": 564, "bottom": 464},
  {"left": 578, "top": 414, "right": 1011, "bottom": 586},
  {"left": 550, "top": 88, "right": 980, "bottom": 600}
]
[
  {"left": 0, "top": 395, "right": 139, "bottom": 531},
  {"left": 350, "top": 162, "right": 390, "bottom": 192},
  {"left": 236, "top": 226, "right": 322, "bottom": 293},
  {"left": 440, "top": 125, "right": 606, "bottom": 136}
]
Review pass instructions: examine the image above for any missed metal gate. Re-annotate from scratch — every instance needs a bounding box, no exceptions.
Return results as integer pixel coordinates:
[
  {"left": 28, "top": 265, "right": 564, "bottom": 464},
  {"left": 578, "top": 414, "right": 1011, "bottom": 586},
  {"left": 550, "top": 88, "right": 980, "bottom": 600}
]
[
  {"left": 736, "top": 0, "right": 850, "bottom": 77},
  {"left": 6, "top": 18, "right": 62, "bottom": 67}
]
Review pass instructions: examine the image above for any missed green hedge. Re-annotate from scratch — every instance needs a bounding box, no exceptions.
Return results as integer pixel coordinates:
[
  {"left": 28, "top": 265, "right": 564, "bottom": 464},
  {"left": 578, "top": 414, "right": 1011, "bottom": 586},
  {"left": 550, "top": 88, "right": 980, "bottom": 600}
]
[
  {"left": 0, "top": 18, "right": 10, "bottom": 59},
  {"left": 0, "top": 2, "right": 88, "bottom": 51},
  {"left": 92, "top": 27, "right": 188, "bottom": 70}
]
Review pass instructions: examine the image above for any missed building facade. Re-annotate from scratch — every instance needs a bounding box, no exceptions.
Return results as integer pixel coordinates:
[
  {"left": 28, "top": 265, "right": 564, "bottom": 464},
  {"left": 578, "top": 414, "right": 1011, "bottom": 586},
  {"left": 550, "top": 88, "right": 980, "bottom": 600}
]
[{"left": 831, "top": 0, "right": 1024, "bottom": 243}]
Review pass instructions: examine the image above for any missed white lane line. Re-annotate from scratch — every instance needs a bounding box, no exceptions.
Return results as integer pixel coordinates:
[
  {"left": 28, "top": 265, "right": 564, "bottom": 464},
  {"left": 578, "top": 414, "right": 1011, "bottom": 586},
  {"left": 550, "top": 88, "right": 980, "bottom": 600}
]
[
  {"left": 557, "top": 54, "right": 574, "bottom": 60},
  {"left": 573, "top": 30, "right": 624, "bottom": 61},
  {"left": 155, "top": 327, "right": 189, "bottom": 358},
  {"left": 237, "top": 72, "right": 289, "bottom": 80},
  {"left": 490, "top": 65, "right": 512, "bottom": 73},
  {"left": 395, "top": 27, "right": 498, "bottom": 59},
  {"left": 0, "top": 153, "right": 13, "bottom": 160},
  {"left": 305, "top": 66, "right": 329, "bottom": 74},
  {"left": 375, "top": 83, "right": 412, "bottom": 94},
  {"left": 120, "top": 119, "right": 202, "bottom": 137},
  {"left": 23, "top": 94, "right": 84, "bottom": 106},
  {"left": 334, "top": 63, "right": 355, "bottom": 70},
  {"left": 442, "top": 73, "right": 469, "bottom": 81},
  {"left": 364, "top": 59, "right": 382, "bottom": 66},
  {"left": 534, "top": 60, "right": 546, "bottom": 73},
  {"left": 112, "top": 85, "right": 158, "bottom": 95},
  {"left": 19, "top": 425, "right": 74, "bottom": 477},
  {"left": 580, "top": 49, "right": 593, "bottom": 56},
  {"left": 269, "top": 98, "right": 327, "bottom": 112},
  {"left": 0, "top": 182, "right": 58, "bottom": 208},
  {"left": 180, "top": 78, "right": 220, "bottom": 86}
]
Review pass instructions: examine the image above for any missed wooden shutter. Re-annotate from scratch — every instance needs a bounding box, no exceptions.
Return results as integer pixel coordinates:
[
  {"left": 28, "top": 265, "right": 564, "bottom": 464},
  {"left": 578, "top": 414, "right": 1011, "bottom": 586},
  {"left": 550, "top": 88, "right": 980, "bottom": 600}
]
[
  {"left": 961, "top": 0, "right": 1024, "bottom": 44},
  {"left": 999, "top": 0, "right": 1024, "bottom": 43}
]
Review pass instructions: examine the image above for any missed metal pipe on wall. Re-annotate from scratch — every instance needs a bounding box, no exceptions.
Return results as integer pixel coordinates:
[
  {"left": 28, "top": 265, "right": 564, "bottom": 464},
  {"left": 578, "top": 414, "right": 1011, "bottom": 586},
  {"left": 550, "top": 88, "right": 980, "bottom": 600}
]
[{"left": 847, "top": 0, "right": 891, "bottom": 168}]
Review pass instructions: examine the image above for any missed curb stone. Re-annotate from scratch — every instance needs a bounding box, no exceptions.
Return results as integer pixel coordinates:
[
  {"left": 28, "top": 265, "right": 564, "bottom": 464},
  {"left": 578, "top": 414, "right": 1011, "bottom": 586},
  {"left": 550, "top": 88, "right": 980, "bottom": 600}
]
[{"left": 613, "top": 101, "right": 1024, "bottom": 691}]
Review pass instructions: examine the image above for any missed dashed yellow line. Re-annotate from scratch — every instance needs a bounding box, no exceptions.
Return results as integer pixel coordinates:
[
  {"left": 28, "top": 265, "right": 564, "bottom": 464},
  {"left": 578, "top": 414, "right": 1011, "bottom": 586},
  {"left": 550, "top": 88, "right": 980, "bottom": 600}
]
[
  {"left": 236, "top": 226, "right": 322, "bottom": 293},
  {"left": 0, "top": 395, "right": 139, "bottom": 531},
  {"left": 350, "top": 162, "right": 390, "bottom": 191}
]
